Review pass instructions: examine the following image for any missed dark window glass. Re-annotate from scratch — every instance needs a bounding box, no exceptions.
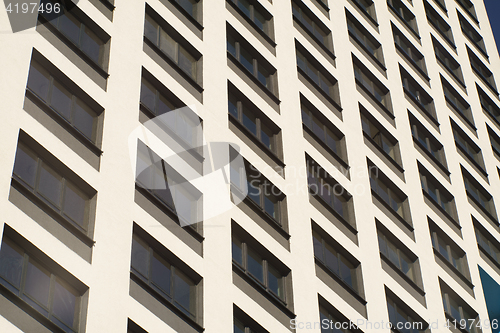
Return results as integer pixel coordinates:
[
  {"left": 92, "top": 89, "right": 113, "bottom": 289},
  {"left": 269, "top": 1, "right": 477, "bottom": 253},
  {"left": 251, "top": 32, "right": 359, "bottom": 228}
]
[
  {"left": 231, "top": 0, "right": 270, "bottom": 35},
  {"left": 292, "top": 2, "right": 330, "bottom": 48}
]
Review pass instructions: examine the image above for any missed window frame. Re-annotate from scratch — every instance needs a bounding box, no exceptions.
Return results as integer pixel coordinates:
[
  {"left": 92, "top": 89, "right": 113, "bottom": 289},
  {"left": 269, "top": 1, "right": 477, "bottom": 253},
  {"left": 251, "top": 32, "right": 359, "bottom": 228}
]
[
  {"left": 441, "top": 76, "right": 474, "bottom": 128},
  {"left": 468, "top": 47, "right": 498, "bottom": 95},
  {"left": 386, "top": 294, "right": 427, "bottom": 333},
  {"left": 419, "top": 164, "right": 457, "bottom": 220},
  {"left": 170, "top": 0, "right": 202, "bottom": 24},
  {"left": 409, "top": 112, "right": 447, "bottom": 170},
  {"left": 458, "top": 11, "right": 485, "bottom": 57},
  {"left": 474, "top": 220, "right": 500, "bottom": 266},
  {"left": 441, "top": 282, "right": 480, "bottom": 333},
  {"left": 401, "top": 66, "right": 436, "bottom": 121},
  {"left": 377, "top": 229, "right": 417, "bottom": 283},
  {"left": 229, "top": 0, "right": 273, "bottom": 38},
  {"left": 477, "top": 84, "right": 500, "bottom": 126},
  {"left": 425, "top": 1, "right": 455, "bottom": 48},
  {"left": 462, "top": 167, "right": 497, "bottom": 221},
  {"left": 346, "top": 10, "right": 384, "bottom": 68},
  {"left": 392, "top": 24, "right": 427, "bottom": 79},
  {"left": 292, "top": 0, "right": 333, "bottom": 53},
  {"left": 432, "top": 36, "right": 465, "bottom": 87},
  {"left": 351, "top": 0, "right": 377, "bottom": 25},
  {"left": 455, "top": 0, "right": 477, "bottom": 23},
  {"left": 430, "top": 224, "right": 468, "bottom": 278},
  {"left": 487, "top": 125, "right": 500, "bottom": 158},
  {"left": 387, "top": 0, "right": 419, "bottom": 38},
  {"left": 353, "top": 56, "right": 391, "bottom": 113},
  {"left": 452, "top": 122, "right": 485, "bottom": 172}
]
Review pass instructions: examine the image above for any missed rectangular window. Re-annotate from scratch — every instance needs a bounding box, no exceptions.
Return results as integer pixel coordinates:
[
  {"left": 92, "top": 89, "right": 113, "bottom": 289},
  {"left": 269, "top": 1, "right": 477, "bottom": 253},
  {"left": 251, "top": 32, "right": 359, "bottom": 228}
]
[
  {"left": 369, "top": 161, "right": 408, "bottom": 220},
  {"left": 488, "top": 126, "right": 500, "bottom": 158},
  {"left": 319, "top": 302, "right": 355, "bottom": 333},
  {"left": 378, "top": 229, "right": 416, "bottom": 282},
  {"left": 301, "top": 101, "right": 345, "bottom": 161},
  {"left": 313, "top": 229, "right": 360, "bottom": 292},
  {"left": 346, "top": 10, "right": 384, "bottom": 65},
  {"left": 475, "top": 221, "right": 500, "bottom": 265},
  {"left": 432, "top": 36, "right": 465, "bottom": 85},
  {"left": 361, "top": 108, "right": 400, "bottom": 165},
  {"left": 230, "top": 0, "right": 272, "bottom": 36},
  {"left": 387, "top": 0, "right": 419, "bottom": 37},
  {"left": 307, "top": 157, "right": 352, "bottom": 223},
  {"left": 478, "top": 84, "right": 500, "bottom": 124},
  {"left": 0, "top": 233, "right": 86, "bottom": 333},
  {"left": 228, "top": 88, "right": 280, "bottom": 154},
  {"left": 296, "top": 44, "right": 339, "bottom": 105},
  {"left": 393, "top": 24, "right": 427, "bottom": 76},
  {"left": 462, "top": 167, "right": 497, "bottom": 220},
  {"left": 353, "top": 56, "right": 391, "bottom": 110},
  {"left": 452, "top": 122, "right": 485, "bottom": 170},
  {"left": 228, "top": 26, "right": 277, "bottom": 93},
  {"left": 131, "top": 233, "right": 199, "bottom": 320},
  {"left": 430, "top": 224, "right": 468, "bottom": 276},
  {"left": 441, "top": 77, "right": 474, "bottom": 126},
  {"left": 425, "top": 1, "right": 455, "bottom": 47},
  {"left": 13, "top": 143, "right": 93, "bottom": 232},
  {"left": 233, "top": 306, "right": 269, "bottom": 333},
  {"left": 419, "top": 164, "right": 456, "bottom": 218},
  {"left": 455, "top": 0, "right": 477, "bottom": 22},
  {"left": 352, "top": 0, "right": 377, "bottom": 23},
  {"left": 387, "top": 295, "right": 427, "bottom": 333},
  {"left": 468, "top": 47, "right": 497, "bottom": 94},
  {"left": 26, "top": 60, "right": 99, "bottom": 143},
  {"left": 441, "top": 282, "right": 480, "bottom": 332},
  {"left": 40, "top": 0, "right": 109, "bottom": 68},
  {"left": 173, "top": 0, "right": 200, "bottom": 21},
  {"left": 458, "top": 12, "right": 485, "bottom": 56},
  {"left": 401, "top": 66, "right": 436, "bottom": 120},
  {"left": 145, "top": 14, "right": 200, "bottom": 81},
  {"left": 410, "top": 113, "right": 446, "bottom": 167},
  {"left": 292, "top": 0, "right": 332, "bottom": 51},
  {"left": 232, "top": 235, "right": 287, "bottom": 302}
]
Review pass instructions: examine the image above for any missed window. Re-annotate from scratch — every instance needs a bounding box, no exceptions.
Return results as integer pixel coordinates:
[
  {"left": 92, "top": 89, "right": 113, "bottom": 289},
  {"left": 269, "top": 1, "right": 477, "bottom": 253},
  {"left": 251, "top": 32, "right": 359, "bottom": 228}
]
[
  {"left": 393, "top": 24, "right": 427, "bottom": 76},
  {"left": 425, "top": 1, "right": 455, "bottom": 47},
  {"left": 352, "top": 0, "right": 377, "bottom": 23},
  {"left": 475, "top": 222, "right": 500, "bottom": 265},
  {"left": 40, "top": 0, "right": 109, "bottom": 68},
  {"left": 12, "top": 143, "right": 93, "bottom": 232},
  {"left": 173, "top": 0, "right": 200, "bottom": 21},
  {"left": 477, "top": 84, "right": 500, "bottom": 124},
  {"left": 468, "top": 47, "right": 497, "bottom": 94},
  {"left": 228, "top": 87, "right": 279, "bottom": 154},
  {"left": 136, "top": 142, "right": 202, "bottom": 230},
  {"left": 319, "top": 304, "right": 354, "bottom": 333},
  {"left": 307, "top": 157, "right": 352, "bottom": 222},
  {"left": 232, "top": 234, "right": 287, "bottom": 302},
  {"left": 441, "top": 283, "right": 480, "bottom": 332},
  {"left": 430, "top": 224, "right": 468, "bottom": 276},
  {"left": 228, "top": 26, "right": 277, "bottom": 92},
  {"left": 230, "top": 0, "right": 272, "bottom": 36},
  {"left": 441, "top": 77, "right": 474, "bottom": 125},
  {"left": 419, "top": 164, "right": 456, "bottom": 218},
  {"left": 369, "top": 162, "right": 408, "bottom": 220},
  {"left": 488, "top": 126, "right": 500, "bottom": 157},
  {"left": 313, "top": 229, "right": 360, "bottom": 292},
  {"left": 353, "top": 56, "right": 391, "bottom": 110},
  {"left": 131, "top": 234, "right": 199, "bottom": 320},
  {"left": 432, "top": 36, "right": 465, "bottom": 85},
  {"left": 296, "top": 44, "right": 339, "bottom": 104},
  {"left": 433, "top": 0, "right": 446, "bottom": 10},
  {"left": 347, "top": 10, "right": 384, "bottom": 65},
  {"left": 26, "top": 60, "right": 99, "bottom": 143},
  {"left": 292, "top": 0, "right": 332, "bottom": 50},
  {"left": 378, "top": 229, "right": 416, "bottom": 282},
  {"left": 455, "top": 0, "right": 477, "bottom": 22},
  {"left": 410, "top": 113, "right": 446, "bottom": 167},
  {"left": 387, "top": 0, "right": 419, "bottom": 37},
  {"left": 145, "top": 14, "right": 200, "bottom": 81},
  {"left": 140, "top": 77, "right": 177, "bottom": 117},
  {"left": 0, "top": 235, "right": 85, "bottom": 333},
  {"left": 452, "top": 123, "right": 485, "bottom": 169},
  {"left": 387, "top": 295, "right": 426, "bottom": 333},
  {"left": 301, "top": 101, "right": 345, "bottom": 161},
  {"left": 462, "top": 167, "right": 497, "bottom": 220},
  {"left": 401, "top": 66, "right": 436, "bottom": 120},
  {"left": 361, "top": 108, "right": 400, "bottom": 164},
  {"left": 233, "top": 306, "right": 269, "bottom": 333},
  {"left": 458, "top": 12, "right": 485, "bottom": 56}
]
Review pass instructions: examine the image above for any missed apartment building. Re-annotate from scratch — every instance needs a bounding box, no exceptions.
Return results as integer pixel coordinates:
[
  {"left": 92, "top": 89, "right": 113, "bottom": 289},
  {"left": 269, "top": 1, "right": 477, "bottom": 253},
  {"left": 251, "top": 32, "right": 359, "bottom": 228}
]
[{"left": 0, "top": 0, "right": 500, "bottom": 332}]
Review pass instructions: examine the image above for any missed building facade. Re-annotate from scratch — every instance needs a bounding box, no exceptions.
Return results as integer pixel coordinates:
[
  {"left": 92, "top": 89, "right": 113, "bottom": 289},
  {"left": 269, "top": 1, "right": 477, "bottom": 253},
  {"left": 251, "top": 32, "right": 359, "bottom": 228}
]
[{"left": 0, "top": 0, "right": 500, "bottom": 332}]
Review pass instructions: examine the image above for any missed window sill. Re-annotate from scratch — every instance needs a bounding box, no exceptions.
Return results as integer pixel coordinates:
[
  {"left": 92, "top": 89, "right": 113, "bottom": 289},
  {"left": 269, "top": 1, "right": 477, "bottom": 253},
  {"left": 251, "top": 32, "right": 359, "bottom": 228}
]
[
  {"left": 314, "top": 258, "right": 366, "bottom": 304},
  {"left": 355, "top": 78, "right": 393, "bottom": 119},
  {"left": 26, "top": 89, "right": 103, "bottom": 156},
  {"left": 227, "top": 0, "right": 275, "bottom": 48},
  {"left": 455, "top": 145, "right": 487, "bottom": 178},
  {"left": 297, "top": 66, "right": 342, "bottom": 112},
  {"left": 395, "top": 44, "right": 429, "bottom": 81},
  {"left": 380, "top": 252, "right": 425, "bottom": 296},
  {"left": 293, "top": 17, "right": 336, "bottom": 61},
  {"left": 309, "top": 188, "right": 357, "bottom": 235},
  {"left": 371, "top": 190, "right": 413, "bottom": 232},
  {"left": 388, "top": 5, "right": 420, "bottom": 41},
  {"left": 99, "top": 0, "right": 115, "bottom": 11},
  {"left": 436, "top": 57, "right": 466, "bottom": 89},
  {"left": 403, "top": 87, "right": 439, "bottom": 127},
  {"left": 168, "top": 0, "right": 204, "bottom": 32},
  {"left": 38, "top": 16, "right": 109, "bottom": 79},
  {"left": 0, "top": 282, "right": 67, "bottom": 333},
  {"left": 422, "top": 190, "right": 461, "bottom": 229},
  {"left": 428, "top": 20, "right": 456, "bottom": 50},
  {"left": 472, "top": 68, "right": 499, "bottom": 96},
  {"left": 228, "top": 114, "right": 285, "bottom": 168},
  {"left": 478, "top": 244, "right": 500, "bottom": 270},
  {"left": 232, "top": 263, "right": 295, "bottom": 318},
  {"left": 466, "top": 190, "right": 499, "bottom": 226},
  {"left": 364, "top": 132, "right": 404, "bottom": 174},
  {"left": 413, "top": 138, "right": 450, "bottom": 176},
  {"left": 349, "top": 31, "right": 386, "bottom": 71},
  {"left": 135, "top": 184, "right": 204, "bottom": 242},
  {"left": 228, "top": 52, "right": 280, "bottom": 105},
  {"left": 351, "top": 0, "right": 379, "bottom": 27},
  {"left": 11, "top": 177, "right": 95, "bottom": 247},
  {"left": 130, "top": 272, "right": 204, "bottom": 332},
  {"left": 145, "top": 38, "right": 204, "bottom": 93},
  {"left": 433, "top": 248, "right": 474, "bottom": 289},
  {"left": 304, "top": 125, "right": 349, "bottom": 171}
]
